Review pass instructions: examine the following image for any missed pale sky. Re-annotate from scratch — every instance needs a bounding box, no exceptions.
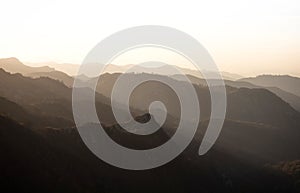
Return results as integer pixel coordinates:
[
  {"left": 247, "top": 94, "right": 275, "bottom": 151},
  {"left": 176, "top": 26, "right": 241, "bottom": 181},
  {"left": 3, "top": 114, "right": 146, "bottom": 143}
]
[{"left": 1, "top": 0, "right": 300, "bottom": 77}]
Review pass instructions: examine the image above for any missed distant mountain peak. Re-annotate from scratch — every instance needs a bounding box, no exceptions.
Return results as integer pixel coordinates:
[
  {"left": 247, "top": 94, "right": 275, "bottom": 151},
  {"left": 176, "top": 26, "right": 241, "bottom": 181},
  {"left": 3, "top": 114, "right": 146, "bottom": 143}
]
[
  {"left": 241, "top": 74, "right": 300, "bottom": 98},
  {"left": 0, "top": 57, "right": 55, "bottom": 75},
  {"left": 0, "top": 57, "right": 22, "bottom": 64}
]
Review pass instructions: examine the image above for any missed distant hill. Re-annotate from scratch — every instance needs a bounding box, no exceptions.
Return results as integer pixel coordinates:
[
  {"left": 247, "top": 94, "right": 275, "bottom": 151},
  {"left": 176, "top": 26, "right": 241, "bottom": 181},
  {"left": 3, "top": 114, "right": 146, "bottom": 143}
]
[
  {"left": 103, "top": 64, "right": 243, "bottom": 80},
  {"left": 172, "top": 74, "right": 300, "bottom": 112},
  {"left": 0, "top": 68, "right": 129, "bottom": 126},
  {"left": 11, "top": 58, "right": 300, "bottom": 113},
  {"left": 28, "top": 71, "right": 74, "bottom": 87},
  {"left": 93, "top": 73, "right": 300, "bottom": 128},
  {"left": 0, "top": 96, "right": 73, "bottom": 129},
  {"left": 0, "top": 57, "right": 75, "bottom": 87},
  {"left": 241, "top": 75, "right": 300, "bottom": 97},
  {"left": 226, "top": 87, "right": 300, "bottom": 128},
  {"left": 223, "top": 80, "right": 300, "bottom": 113},
  {"left": 25, "top": 62, "right": 242, "bottom": 80},
  {"left": 0, "top": 96, "right": 32, "bottom": 124},
  {"left": 0, "top": 68, "right": 71, "bottom": 104},
  {"left": 25, "top": 61, "right": 80, "bottom": 76},
  {"left": 0, "top": 57, "right": 54, "bottom": 75}
]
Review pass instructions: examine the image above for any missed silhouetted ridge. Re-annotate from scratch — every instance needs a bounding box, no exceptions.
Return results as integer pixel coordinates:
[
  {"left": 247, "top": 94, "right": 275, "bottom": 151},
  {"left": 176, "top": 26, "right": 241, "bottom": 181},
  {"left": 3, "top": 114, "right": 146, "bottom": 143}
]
[
  {"left": 227, "top": 87, "right": 300, "bottom": 127},
  {"left": 241, "top": 74, "right": 300, "bottom": 97},
  {"left": 0, "top": 57, "right": 54, "bottom": 75}
]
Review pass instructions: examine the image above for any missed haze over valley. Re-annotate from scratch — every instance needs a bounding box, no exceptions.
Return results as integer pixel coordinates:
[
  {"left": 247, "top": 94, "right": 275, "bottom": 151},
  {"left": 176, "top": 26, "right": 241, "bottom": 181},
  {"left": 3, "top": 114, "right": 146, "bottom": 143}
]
[{"left": 0, "top": 57, "right": 300, "bottom": 192}]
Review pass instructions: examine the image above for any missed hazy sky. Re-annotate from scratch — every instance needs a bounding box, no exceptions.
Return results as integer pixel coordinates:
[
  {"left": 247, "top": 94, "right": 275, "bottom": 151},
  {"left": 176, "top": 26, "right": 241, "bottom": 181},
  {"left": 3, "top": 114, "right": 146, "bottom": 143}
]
[{"left": 1, "top": 0, "right": 300, "bottom": 77}]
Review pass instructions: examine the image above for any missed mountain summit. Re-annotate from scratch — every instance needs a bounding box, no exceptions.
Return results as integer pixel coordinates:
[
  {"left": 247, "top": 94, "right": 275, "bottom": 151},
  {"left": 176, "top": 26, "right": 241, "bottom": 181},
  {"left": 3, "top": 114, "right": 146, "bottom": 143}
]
[{"left": 0, "top": 57, "right": 54, "bottom": 75}]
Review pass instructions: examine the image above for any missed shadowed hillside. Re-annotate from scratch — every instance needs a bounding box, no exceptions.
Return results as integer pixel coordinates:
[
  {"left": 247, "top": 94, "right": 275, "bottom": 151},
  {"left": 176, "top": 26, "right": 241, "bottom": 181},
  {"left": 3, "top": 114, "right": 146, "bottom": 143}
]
[
  {"left": 241, "top": 75, "right": 300, "bottom": 97},
  {"left": 1, "top": 113, "right": 299, "bottom": 193},
  {"left": 1, "top": 63, "right": 300, "bottom": 192}
]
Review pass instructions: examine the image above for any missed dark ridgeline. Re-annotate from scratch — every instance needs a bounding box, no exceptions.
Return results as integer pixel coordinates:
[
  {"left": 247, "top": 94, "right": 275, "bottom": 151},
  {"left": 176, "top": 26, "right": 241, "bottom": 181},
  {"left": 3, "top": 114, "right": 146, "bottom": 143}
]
[{"left": 0, "top": 59, "right": 300, "bottom": 193}]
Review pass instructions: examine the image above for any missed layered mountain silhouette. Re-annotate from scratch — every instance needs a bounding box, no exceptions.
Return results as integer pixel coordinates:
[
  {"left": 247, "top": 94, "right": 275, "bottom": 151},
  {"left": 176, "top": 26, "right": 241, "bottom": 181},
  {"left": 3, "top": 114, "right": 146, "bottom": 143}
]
[
  {"left": 0, "top": 57, "right": 54, "bottom": 75},
  {"left": 28, "top": 70, "right": 74, "bottom": 87},
  {"left": 2, "top": 57, "right": 300, "bottom": 113},
  {"left": 0, "top": 95, "right": 74, "bottom": 129},
  {"left": 0, "top": 68, "right": 127, "bottom": 127},
  {"left": 1, "top": 64, "right": 299, "bottom": 131},
  {"left": 24, "top": 62, "right": 243, "bottom": 80},
  {"left": 25, "top": 61, "right": 80, "bottom": 76},
  {"left": 102, "top": 64, "right": 244, "bottom": 80},
  {"left": 172, "top": 74, "right": 300, "bottom": 112},
  {"left": 92, "top": 72, "right": 300, "bottom": 128},
  {"left": 241, "top": 75, "right": 300, "bottom": 97},
  {"left": 1, "top": 57, "right": 300, "bottom": 192}
]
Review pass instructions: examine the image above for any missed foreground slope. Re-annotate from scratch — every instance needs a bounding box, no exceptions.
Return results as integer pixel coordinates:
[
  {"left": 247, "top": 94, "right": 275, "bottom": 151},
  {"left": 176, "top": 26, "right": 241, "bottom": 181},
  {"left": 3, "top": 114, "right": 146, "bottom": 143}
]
[{"left": 0, "top": 114, "right": 298, "bottom": 193}]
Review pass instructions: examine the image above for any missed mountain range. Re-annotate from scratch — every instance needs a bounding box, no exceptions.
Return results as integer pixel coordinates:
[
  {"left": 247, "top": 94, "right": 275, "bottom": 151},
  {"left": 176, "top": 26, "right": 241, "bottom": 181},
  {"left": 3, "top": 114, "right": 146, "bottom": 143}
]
[
  {"left": 0, "top": 57, "right": 54, "bottom": 75},
  {"left": 0, "top": 57, "right": 300, "bottom": 192},
  {"left": 24, "top": 60, "right": 244, "bottom": 80},
  {"left": 241, "top": 75, "right": 300, "bottom": 97},
  {"left": 3, "top": 57, "right": 300, "bottom": 112}
]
